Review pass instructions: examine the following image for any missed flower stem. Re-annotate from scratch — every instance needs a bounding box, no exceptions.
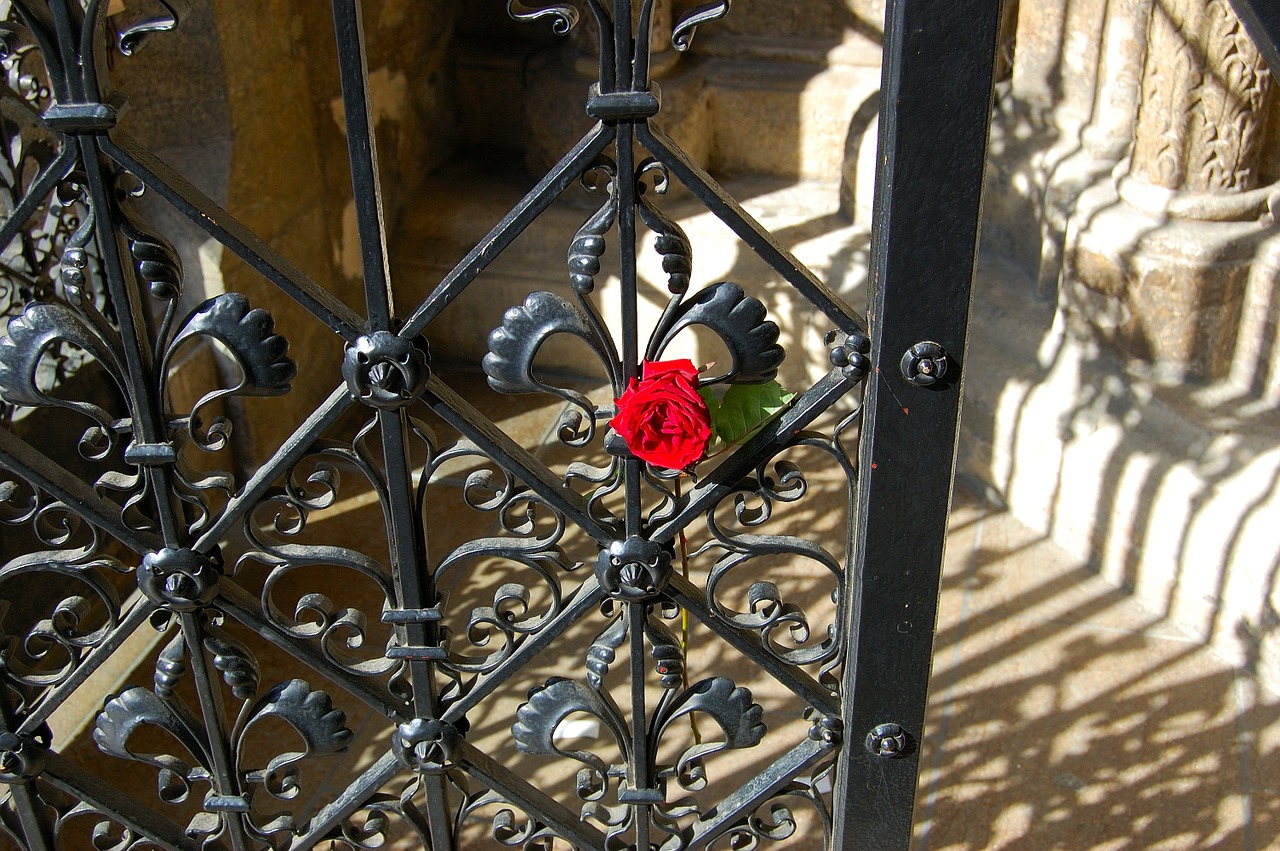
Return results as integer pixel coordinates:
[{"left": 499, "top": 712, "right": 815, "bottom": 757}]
[{"left": 674, "top": 476, "right": 701, "bottom": 746}]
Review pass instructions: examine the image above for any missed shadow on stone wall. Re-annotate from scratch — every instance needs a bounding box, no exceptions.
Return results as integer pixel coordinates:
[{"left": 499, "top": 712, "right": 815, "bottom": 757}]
[{"left": 963, "top": 0, "right": 1280, "bottom": 747}]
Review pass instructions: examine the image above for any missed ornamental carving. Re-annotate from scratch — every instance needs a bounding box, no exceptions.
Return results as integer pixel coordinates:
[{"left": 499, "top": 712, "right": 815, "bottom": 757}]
[{"left": 1132, "top": 0, "right": 1275, "bottom": 193}]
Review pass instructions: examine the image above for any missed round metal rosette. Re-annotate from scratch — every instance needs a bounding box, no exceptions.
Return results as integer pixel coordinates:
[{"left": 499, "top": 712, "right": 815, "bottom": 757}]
[
  {"left": 342, "top": 331, "right": 430, "bottom": 410},
  {"left": 595, "top": 537, "right": 674, "bottom": 601},
  {"left": 866, "top": 722, "right": 911, "bottom": 759},
  {"left": 137, "top": 547, "right": 221, "bottom": 612},
  {"left": 393, "top": 718, "right": 459, "bottom": 773}
]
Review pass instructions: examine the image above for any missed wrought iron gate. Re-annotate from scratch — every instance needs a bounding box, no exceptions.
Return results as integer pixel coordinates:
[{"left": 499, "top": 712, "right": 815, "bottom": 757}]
[{"left": 0, "top": 0, "right": 1014, "bottom": 848}]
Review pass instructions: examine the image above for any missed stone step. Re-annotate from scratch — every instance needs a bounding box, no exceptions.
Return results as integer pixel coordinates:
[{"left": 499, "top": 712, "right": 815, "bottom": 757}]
[
  {"left": 390, "top": 154, "right": 872, "bottom": 385},
  {"left": 446, "top": 28, "right": 882, "bottom": 183}
]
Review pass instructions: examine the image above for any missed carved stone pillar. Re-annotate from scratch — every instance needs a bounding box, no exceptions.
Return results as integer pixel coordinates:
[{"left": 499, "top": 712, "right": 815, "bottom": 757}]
[
  {"left": 1131, "top": 0, "right": 1273, "bottom": 192},
  {"left": 1080, "top": 0, "right": 1151, "bottom": 160},
  {"left": 1067, "top": 0, "right": 1278, "bottom": 381}
]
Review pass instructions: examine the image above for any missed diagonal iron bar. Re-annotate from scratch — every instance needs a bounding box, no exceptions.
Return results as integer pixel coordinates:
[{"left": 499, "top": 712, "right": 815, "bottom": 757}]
[
  {"left": 638, "top": 122, "right": 869, "bottom": 341},
  {"left": 102, "top": 133, "right": 366, "bottom": 342},
  {"left": 666, "top": 573, "right": 839, "bottom": 718},
  {"left": 43, "top": 752, "right": 202, "bottom": 851},
  {"left": 400, "top": 123, "right": 616, "bottom": 340},
  {"left": 289, "top": 749, "right": 405, "bottom": 851},
  {"left": 647, "top": 368, "right": 860, "bottom": 546},
  {"left": 457, "top": 739, "right": 611, "bottom": 850},
  {"left": 422, "top": 374, "right": 622, "bottom": 544},
  {"left": 0, "top": 426, "right": 162, "bottom": 555},
  {"left": 659, "top": 736, "right": 830, "bottom": 851}
]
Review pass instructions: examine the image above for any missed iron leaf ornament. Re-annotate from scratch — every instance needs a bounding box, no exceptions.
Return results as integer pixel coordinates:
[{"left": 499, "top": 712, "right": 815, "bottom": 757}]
[{"left": 0, "top": 0, "right": 876, "bottom": 846}]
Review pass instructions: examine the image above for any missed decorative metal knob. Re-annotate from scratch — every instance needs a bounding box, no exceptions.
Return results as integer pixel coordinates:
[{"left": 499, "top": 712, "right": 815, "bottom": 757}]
[
  {"left": 866, "top": 722, "right": 910, "bottom": 759},
  {"left": 899, "top": 341, "right": 948, "bottom": 387},
  {"left": 596, "top": 537, "right": 673, "bottom": 601},
  {"left": 808, "top": 715, "right": 844, "bottom": 749},
  {"left": 394, "top": 718, "right": 459, "bottom": 774},
  {"left": 826, "top": 330, "right": 871, "bottom": 381},
  {"left": 138, "top": 548, "right": 221, "bottom": 612},
  {"left": 0, "top": 729, "right": 49, "bottom": 783},
  {"left": 343, "top": 331, "right": 430, "bottom": 409}
]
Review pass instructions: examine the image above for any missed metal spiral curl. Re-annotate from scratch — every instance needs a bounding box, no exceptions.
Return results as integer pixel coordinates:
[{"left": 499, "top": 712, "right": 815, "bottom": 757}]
[
  {"left": 0, "top": 477, "right": 127, "bottom": 695},
  {"left": 565, "top": 455, "right": 624, "bottom": 525},
  {"left": 0, "top": 558, "right": 126, "bottom": 691},
  {"left": 709, "top": 767, "right": 836, "bottom": 851},
  {"left": 239, "top": 445, "right": 400, "bottom": 678},
  {"left": 28, "top": 496, "right": 96, "bottom": 550},
  {"left": 556, "top": 406, "right": 595, "bottom": 449},
  {"left": 637, "top": 160, "right": 692, "bottom": 296},
  {"left": 170, "top": 456, "right": 233, "bottom": 536},
  {"left": 436, "top": 548, "right": 570, "bottom": 676},
  {"left": 417, "top": 437, "right": 577, "bottom": 683},
  {"left": 709, "top": 800, "right": 797, "bottom": 851},
  {"left": 641, "top": 463, "right": 681, "bottom": 524},
  {"left": 420, "top": 439, "right": 518, "bottom": 513},
  {"left": 0, "top": 468, "right": 39, "bottom": 524},
  {"left": 0, "top": 18, "right": 52, "bottom": 108},
  {"left": 570, "top": 159, "right": 619, "bottom": 296},
  {"left": 506, "top": 1, "right": 580, "bottom": 35},
  {"left": 52, "top": 800, "right": 155, "bottom": 851},
  {"left": 460, "top": 787, "right": 563, "bottom": 851},
  {"left": 330, "top": 777, "right": 435, "bottom": 849},
  {"left": 672, "top": 0, "right": 732, "bottom": 52},
  {"left": 696, "top": 443, "right": 847, "bottom": 668},
  {"left": 111, "top": 0, "right": 183, "bottom": 57}
]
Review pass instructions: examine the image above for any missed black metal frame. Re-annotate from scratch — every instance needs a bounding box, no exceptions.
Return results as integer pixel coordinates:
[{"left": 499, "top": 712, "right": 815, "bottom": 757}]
[{"left": 0, "top": 0, "right": 1117, "bottom": 847}]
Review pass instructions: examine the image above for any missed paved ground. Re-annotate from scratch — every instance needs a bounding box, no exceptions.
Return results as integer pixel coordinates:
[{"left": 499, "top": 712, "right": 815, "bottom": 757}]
[
  {"left": 918, "top": 487, "right": 1278, "bottom": 850},
  {"left": 310, "top": 371, "right": 1280, "bottom": 849},
  {"left": 41, "top": 368, "right": 1280, "bottom": 850}
]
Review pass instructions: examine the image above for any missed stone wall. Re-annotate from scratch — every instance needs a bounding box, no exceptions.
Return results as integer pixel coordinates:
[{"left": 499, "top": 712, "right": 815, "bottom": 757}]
[
  {"left": 974, "top": 0, "right": 1280, "bottom": 691},
  {"left": 113, "top": 0, "right": 458, "bottom": 468}
]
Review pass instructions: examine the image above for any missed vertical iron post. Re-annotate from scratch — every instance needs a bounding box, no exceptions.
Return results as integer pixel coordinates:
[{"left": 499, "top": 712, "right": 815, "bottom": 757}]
[{"left": 833, "top": 0, "right": 1003, "bottom": 847}]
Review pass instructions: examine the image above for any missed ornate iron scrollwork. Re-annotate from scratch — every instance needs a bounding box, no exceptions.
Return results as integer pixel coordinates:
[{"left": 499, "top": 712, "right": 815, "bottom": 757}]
[{"left": 0, "top": 0, "right": 877, "bottom": 848}]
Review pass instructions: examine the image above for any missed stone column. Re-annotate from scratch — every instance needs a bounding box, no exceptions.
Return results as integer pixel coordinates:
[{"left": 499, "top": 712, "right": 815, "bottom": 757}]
[
  {"left": 1066, "top": 0, "right": 1278, "bottom": 381},
  {"left": 1130, "top": 0, "right": 1273, "bottom": 193},
  {"left": 1080, "top": 0, "right": 1151, "bottom": 160}
]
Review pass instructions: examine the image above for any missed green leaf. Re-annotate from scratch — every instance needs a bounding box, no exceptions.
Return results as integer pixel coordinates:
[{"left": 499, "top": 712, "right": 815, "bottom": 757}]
[
  {"left": 711, "top": 381, "right": 795, "bottom": 447},
  {"left": 697, "top": 386, "right": 719, "bottom": 416},
  {"left": 697, "top": 385, "right": 721, "bottom": 449}
]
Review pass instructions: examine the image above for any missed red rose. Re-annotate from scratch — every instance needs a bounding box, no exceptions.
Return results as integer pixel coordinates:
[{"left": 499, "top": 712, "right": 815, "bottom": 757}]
[{"left": 611, "top": 359, "right": 711, "bottom": 470}]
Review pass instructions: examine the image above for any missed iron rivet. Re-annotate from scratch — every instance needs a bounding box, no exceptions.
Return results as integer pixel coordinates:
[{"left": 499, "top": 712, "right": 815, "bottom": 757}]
[
  {"left": 866, "top": 722, "right": 909, "bottom": 759},
  {"left": 900, "top": 341, "right": 948, "bottom": 387}
]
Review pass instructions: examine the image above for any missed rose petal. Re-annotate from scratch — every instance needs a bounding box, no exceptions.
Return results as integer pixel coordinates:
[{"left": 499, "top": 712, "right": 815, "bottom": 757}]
[
  {"left": 610, "top": 360, "right": 712, "bottom": 469},
  {"left": 641, "top": 358, "right": 699, "bottom": 382}
]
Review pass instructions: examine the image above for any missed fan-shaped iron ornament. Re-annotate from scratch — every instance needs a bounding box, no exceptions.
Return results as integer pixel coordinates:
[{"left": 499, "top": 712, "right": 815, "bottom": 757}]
[{"left": 0, "top": 0, "right": 1017, "bottom": 848}]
